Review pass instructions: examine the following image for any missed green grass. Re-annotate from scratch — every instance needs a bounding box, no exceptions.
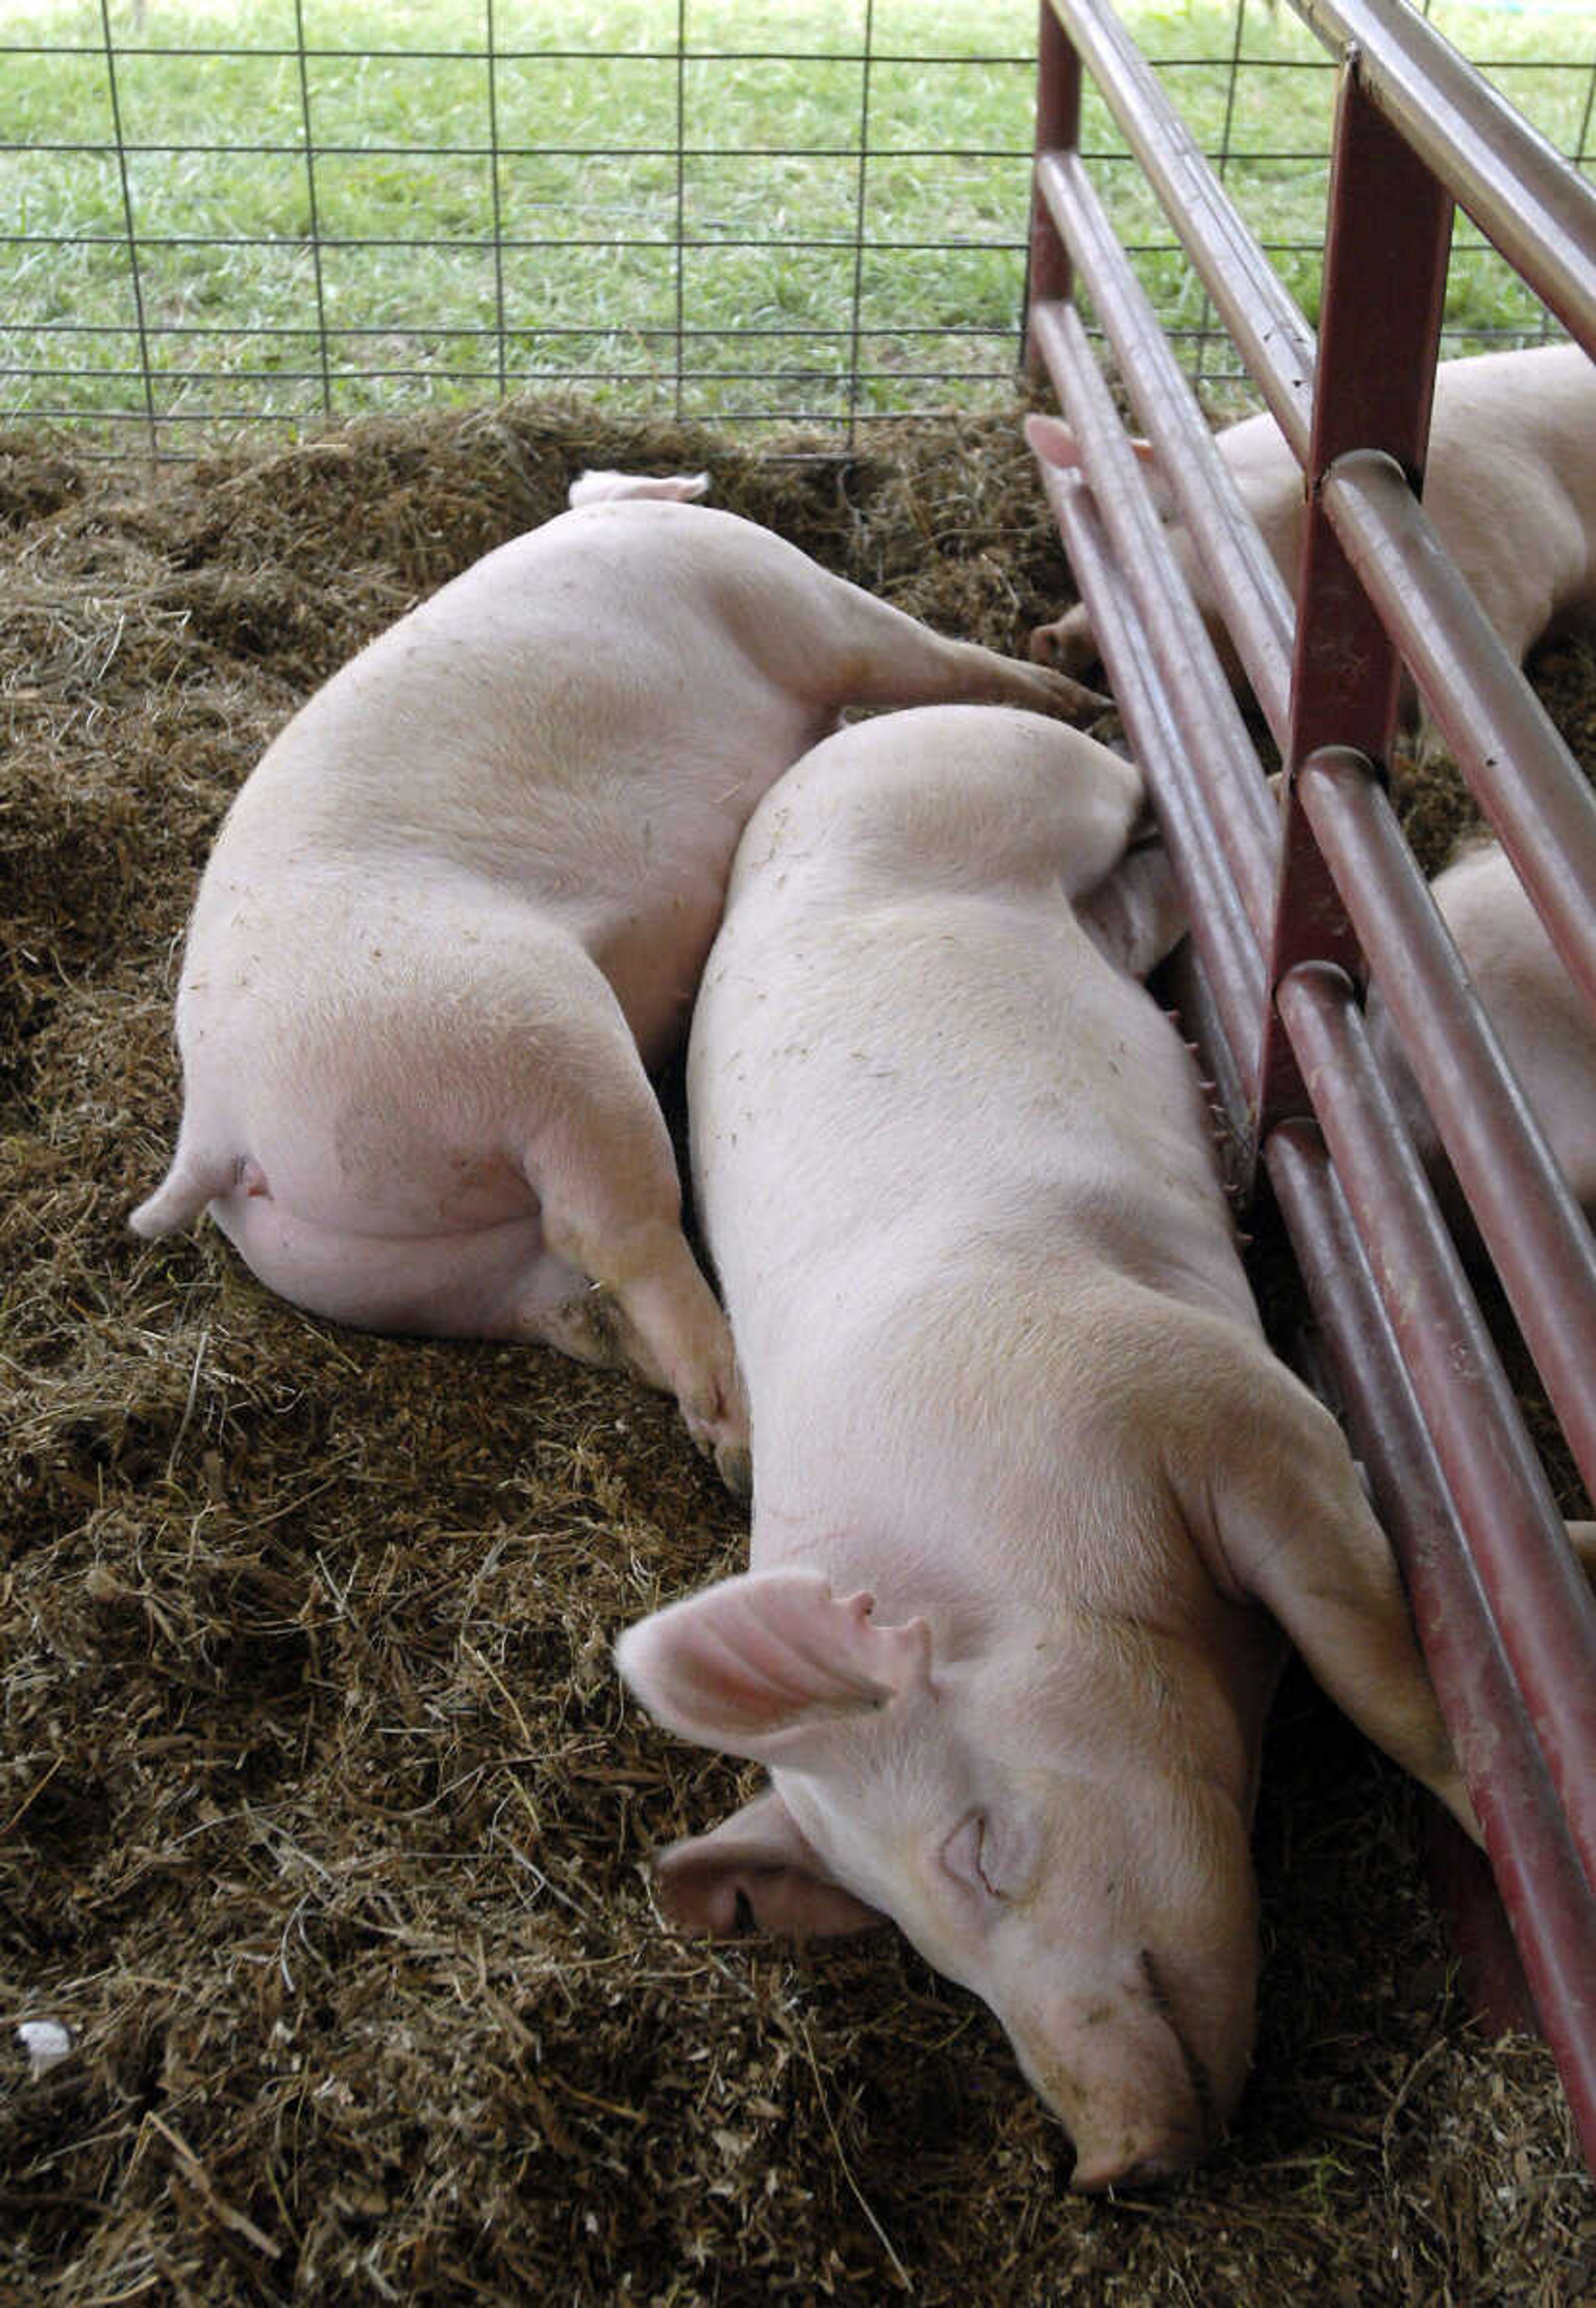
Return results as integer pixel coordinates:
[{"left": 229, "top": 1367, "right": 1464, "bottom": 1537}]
[{"left": 1, "top": 0, "right": 1591, "bottom": 455}]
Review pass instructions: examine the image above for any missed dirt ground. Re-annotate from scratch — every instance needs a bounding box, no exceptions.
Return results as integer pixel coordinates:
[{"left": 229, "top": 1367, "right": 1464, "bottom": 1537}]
[{"left": 2, "top": 400, "right": 1594, "bottom": 2307}]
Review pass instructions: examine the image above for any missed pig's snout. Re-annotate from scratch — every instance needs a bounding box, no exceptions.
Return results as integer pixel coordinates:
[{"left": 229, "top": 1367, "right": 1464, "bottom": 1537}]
[
  {"left": 1028, "top": 606, "right": 1099, "bottom": 681},
  {"left": 1010, "top": 1953, "right": 1242, "bottom": 2192},
  {"left": 1054, "top": 2070, "right": 1214, "bottom": 2196},
  {"left": 1067, "top": 2128, "right": 1207, "bottom": 2195},
  {"left": 1052, "top": 2065, "right": 1216, "bottom": 2196}
]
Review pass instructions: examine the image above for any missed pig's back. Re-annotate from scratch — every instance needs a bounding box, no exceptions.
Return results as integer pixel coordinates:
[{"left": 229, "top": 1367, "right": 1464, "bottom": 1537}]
[
  {"left": 691, "top": 867, "right": 1240, "bottom": 1354},
  {"left": 690, "top": 870, "right": 1248, "bottom": 1549},
  {"left": 205, "top": 504, "right": 819, "bottom": 904},
  {"left": 1424, "top": 342, "right": 1596, "bottom": 651}
]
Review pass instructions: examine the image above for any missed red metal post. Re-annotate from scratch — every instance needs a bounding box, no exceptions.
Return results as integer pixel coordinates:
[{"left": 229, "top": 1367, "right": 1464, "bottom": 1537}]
[
  {"left": 1256, "top": 55, "right": 1455, "bottom": 1134},
  {"left": 1291, "top": 0, "right": 1596, "bottom": 346},
  {"left": 1025, "top": 3, "right": 1080, "bottom": 371}
]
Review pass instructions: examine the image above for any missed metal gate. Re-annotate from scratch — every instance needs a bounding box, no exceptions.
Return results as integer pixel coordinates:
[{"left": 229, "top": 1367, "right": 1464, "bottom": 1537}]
[{"left": 1025, "top": 0, "right": 1596, "bottom": 2172}]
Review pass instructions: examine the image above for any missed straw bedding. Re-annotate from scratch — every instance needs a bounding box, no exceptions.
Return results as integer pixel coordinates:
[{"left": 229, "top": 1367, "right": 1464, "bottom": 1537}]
[{"left": 2, "top": 399, "right": 1593, "bottom": 2304}]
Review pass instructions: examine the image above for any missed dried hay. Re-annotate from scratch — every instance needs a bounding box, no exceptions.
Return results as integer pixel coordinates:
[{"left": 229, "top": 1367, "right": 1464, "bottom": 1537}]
[{"left": 2, "top": 397, "right": 1593, "bottom": 2306}]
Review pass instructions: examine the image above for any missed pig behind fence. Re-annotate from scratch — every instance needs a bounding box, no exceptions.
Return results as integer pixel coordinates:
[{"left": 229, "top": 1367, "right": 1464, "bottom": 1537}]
[
  {"left": 131, "top": 479, "right": 1102, "bottom": 1485},
  {"left": 1368, "top": 836, "right": 1596, "bottom": 1223},
  {"left": 1028, "top": 341, "right": 1596, "bottom": 705},
  {"left": 616, "top": 703, "right": 1473, "bottom": 2190}
]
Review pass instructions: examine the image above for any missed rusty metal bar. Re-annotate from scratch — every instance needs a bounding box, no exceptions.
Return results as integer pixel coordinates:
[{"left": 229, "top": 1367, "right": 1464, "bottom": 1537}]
[
  {"left": 1257, "top": 57, "right": 1454, "bottom": 1133},
  {"left": 1266, "top": 1117, "right": 1596, "bottom": 2172},
  {"left": 1035, "top": 147, "right": 1297, "bottom": 748},
  {"left": 1025, "top": 0, "right": 1079, "bottom": 360},
  {"left": 1296, "top": 750, "right": 1596, "bottom": 1499},
  {"left": 1037, "top": 457, "right": 1264, "bottom": 1119},
  {"left": 1043, "top": 0, "right": 1316, "bottom": 457},
  {"left": 1274, "top": 962, "right": 1596, "bottom": 1893},
  {"left": 1284, "top": 64, "right": 1451, "bottom": 777},
  {"left": 1028, "top": 297, "right": 1280, "bottom": 946},
  {"left": 1322, "top": 446, "right": 1596, "bottom": 1018},
  {"left": 1289, "top": 0, "right": 1596, "bottom": 346}
]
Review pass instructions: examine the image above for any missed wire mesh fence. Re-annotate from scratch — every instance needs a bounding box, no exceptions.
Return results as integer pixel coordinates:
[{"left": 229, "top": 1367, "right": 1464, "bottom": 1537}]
[{"left": 2, "top": 0, "right": 1592, "bottom": 463}]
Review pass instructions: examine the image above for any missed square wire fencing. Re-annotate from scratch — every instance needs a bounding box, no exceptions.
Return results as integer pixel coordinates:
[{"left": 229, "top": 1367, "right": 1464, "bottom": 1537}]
[{"left": 2, "top": 0, "right": 1593, "bottom": 464}]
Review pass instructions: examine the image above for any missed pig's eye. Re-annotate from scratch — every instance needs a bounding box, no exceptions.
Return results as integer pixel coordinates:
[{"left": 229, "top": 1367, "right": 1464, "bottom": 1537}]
[{"left": 941, "top": 1812, "right": 1005, "bottom": 1900}]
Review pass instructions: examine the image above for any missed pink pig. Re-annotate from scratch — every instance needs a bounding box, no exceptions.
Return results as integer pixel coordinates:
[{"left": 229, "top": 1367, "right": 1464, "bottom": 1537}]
[
  {"left": 131, "top": 487, "right": 1100, "bottom": 1484},
  {"left": 616, "top": 703, "right": 1473, "bottom": 2188},
  {"left": 1027, "top": 342, "right": 1596, "bottom": 696},
  {"left": 1369, "top": 836, "right": 1596, "bottom": 1219}
]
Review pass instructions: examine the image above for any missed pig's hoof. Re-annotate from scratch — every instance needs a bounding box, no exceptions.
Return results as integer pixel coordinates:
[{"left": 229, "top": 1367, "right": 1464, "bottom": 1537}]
[
  {"left": 715, "top": 1440, "right": 754, "bottom": 1498},
  {"left": 1030, "top": 666, "right": 1111, "bottom": 722}
]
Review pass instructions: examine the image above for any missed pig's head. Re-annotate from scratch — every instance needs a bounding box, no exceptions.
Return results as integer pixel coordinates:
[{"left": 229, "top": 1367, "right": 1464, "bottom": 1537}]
[
  {"left": 614, "top": 1566, "right": 1263, "bottom": 2190},
  {"left": 616, "top": 1367, "right": 1477, "bottom": 2188}
]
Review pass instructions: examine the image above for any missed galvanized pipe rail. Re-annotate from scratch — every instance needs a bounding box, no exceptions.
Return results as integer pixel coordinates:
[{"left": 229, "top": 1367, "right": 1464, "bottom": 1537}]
[
  {"left": 1027, "top": 0, "right": 1596, "bottom": 2172},
  {"left": 1265, "top": 1115, "right": 1596, "bottom": 2141},
  {"left": 1029, "top": 297, "right": 1279, "bottom": 959}
]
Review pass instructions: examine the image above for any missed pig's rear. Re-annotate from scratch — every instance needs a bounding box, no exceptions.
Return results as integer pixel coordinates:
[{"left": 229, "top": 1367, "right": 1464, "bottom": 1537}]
[{"left": 133, "top": 886, "right": 634, "bottom": 1344}]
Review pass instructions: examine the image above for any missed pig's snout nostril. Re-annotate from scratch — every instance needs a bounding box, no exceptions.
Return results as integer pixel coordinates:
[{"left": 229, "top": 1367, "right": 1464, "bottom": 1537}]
[
  {"left": 1123, "top": 2143, "right": 1204, "bottom": 2187},
  {"left": 1068, "top": 2129, "right": 1207, "bottom": 2194}
]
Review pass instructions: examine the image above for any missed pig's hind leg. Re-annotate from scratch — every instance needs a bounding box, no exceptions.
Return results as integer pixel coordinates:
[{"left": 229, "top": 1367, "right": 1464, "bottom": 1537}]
[
  {"left": 515, "top": 989, "right": 750, "bottom": 1494},
  {"left": 728, "top": 536, "right": 1109, "bottom": 723},
  {"left": 836, "top": 594, "right": 1110, "bottom": 722}
]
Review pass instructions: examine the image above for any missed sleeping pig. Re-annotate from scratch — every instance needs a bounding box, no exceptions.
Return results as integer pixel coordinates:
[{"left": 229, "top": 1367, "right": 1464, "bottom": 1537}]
[
  {"left": 616, "top": 703, "right": 1473, "bottom": 2187},
  {"left": 1369, "top": 835, "right": 1596, "bottom": 1219},
  {"left": 131, "top": 486, "right": 1101, "bottom": 1486},
  {"left": 1027, "top": 340, "right": 1596, "bottom": 699}
]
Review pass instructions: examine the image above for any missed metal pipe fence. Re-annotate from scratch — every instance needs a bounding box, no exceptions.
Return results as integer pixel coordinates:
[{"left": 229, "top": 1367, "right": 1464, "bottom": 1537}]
[
  {"left": 1026, "top": 0, "right": 1596, "bottom": 2176},
  {"left": 2, "top": 0, "right": 1591, "bottom": 462}
]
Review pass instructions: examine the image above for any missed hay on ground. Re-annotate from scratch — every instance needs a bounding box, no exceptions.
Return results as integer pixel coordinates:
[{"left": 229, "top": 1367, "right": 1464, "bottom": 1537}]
[{"left": 2, "top": 398, "right": 1593, "bottom": 2306}]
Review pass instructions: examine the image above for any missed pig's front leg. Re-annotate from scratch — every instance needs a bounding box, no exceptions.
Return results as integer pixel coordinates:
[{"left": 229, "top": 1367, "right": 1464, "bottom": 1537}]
[{"left": 521, "top": 1010, "right": 750, "bottom": 1495}]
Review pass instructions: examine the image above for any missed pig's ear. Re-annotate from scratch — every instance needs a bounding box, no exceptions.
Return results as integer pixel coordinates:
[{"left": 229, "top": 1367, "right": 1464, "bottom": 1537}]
[
  {"left": 1187, "top": 1364, "right": 1478, "bottom": 1840},
  {"left": 1024, "top": 412, "right": 1086, "bottom": 470},
  {"left": 1074, "top": 833, "right": 1188, "bottom": 979},
  {"left": 615, "top": 1568, "right": 931, "bottom": 1763},
  {"left": 651, "top": 1788, "right": 886, "bottom": 1938},
  {"left": 1025, "top": 415, "right": 1169, "bottom": 508},
  {"left": 566, "top": 467, "right": 710, "bottom": 506}
]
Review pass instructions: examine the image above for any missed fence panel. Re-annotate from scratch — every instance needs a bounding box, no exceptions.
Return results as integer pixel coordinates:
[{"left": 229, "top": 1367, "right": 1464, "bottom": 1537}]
[
  {"left": 1027, "top": 0, "right": 1596, "bottom": 2175},
  {"left": 2, "top": 0, "right": 1591, "bottom": 461}
]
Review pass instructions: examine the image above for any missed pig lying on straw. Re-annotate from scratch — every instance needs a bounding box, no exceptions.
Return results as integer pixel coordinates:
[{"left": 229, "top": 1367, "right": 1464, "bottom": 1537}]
[
  {"left": 131, "top": 475, "right": 1101, "bottom": 1487},
  {"left": 618, "top": 703, "right": 1474, "bottom": 2190},
  {"left": 1369, "top": 836, "right": 1596, "bottom": 1224},
  {"left": 1028, "top": 341, "right": 1596, "bottom": 705}
]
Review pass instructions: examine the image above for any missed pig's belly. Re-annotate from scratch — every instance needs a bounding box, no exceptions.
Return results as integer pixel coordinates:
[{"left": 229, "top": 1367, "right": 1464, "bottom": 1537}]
[{"left": 208, "top": 1183, "right": 587, "bottom": 1340}]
